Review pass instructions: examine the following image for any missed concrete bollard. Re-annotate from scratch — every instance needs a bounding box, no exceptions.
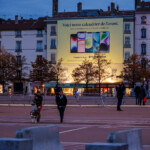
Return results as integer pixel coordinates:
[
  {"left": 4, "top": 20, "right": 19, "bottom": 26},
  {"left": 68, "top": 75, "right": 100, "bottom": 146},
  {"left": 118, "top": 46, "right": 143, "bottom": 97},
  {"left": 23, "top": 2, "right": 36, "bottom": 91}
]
[
  {"left": 0, "top": 138, "right": 32, "bottom": 150},
  {"left": 15, "top": 125, "right": 64, "bottom": 150},
  {"left": 85, "top": 142, "right": 128, "bottom": 150},
  {"left": 107, "top": 128, "right": 144, "bottom": 150}
]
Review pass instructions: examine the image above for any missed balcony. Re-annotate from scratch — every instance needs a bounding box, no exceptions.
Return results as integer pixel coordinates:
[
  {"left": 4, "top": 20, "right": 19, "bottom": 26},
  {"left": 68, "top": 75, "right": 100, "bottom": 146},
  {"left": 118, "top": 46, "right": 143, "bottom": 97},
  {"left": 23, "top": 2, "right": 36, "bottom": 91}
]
[
  {"left": 15, "top": 49, "right": 22, "bottom": 52},
  {"left": 37, "top": 34, "right": 43, "bottom": 37},
  {"left": 50, "top": 46, "right": 56, "bottom": 49}
]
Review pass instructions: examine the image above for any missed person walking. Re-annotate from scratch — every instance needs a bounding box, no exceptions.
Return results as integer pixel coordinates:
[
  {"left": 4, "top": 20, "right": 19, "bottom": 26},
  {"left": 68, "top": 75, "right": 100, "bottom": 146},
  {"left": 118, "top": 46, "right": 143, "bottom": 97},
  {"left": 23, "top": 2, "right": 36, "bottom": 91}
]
[
  {"left": 134, "top": 86, "right": 141, "bottom": 105},
  {"left": 116, "top": 84, "right": 124, "bottom": 111},
  {"left": 139, "top": 85, "right": 146, "bottom": 105},
  {"left": 56, "top": 90, "right": 67, "bottom": 123}
]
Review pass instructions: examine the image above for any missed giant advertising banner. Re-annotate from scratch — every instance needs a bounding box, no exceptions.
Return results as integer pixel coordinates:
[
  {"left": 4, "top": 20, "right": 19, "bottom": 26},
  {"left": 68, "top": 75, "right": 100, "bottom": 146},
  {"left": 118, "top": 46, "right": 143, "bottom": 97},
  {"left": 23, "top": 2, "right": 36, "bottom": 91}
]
[{"left": 57, "top": 18, "right": 123, "bottom": 64}]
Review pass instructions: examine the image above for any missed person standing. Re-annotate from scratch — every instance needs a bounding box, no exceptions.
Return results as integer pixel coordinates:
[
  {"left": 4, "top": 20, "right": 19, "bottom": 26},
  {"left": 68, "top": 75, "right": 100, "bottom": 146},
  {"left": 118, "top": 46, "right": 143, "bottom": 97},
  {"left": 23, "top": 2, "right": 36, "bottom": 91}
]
[
  {"left": 116, "top": 84, "right": 124, "bottom": 111},
  {"left": 134, "top": 86, "right": 141, "bottom": 105},
  {"left": 56, "top": 90, "right": 67, "bottom": 123}
]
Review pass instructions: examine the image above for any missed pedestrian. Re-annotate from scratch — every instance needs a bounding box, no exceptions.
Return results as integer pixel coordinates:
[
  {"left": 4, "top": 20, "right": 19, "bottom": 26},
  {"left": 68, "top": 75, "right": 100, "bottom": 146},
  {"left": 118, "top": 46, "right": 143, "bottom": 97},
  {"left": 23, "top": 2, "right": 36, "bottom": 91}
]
[
  {"left": 54, "top": 84, "right": 62, "bottom": 96},
  {"left": 139, "top": 85, "right": 146, "bottom": 105},
  {"left": 116, "top": 84, "right": 124, "bottom": 111},
  {"left": 33, "top": 91, "right": 43, "bottom": 112},
  {"left": 56, "top": 90, "right": 67, "bottom": 123},
  {"left": 134, "top": 86, "right": 141, "bottom": 105},
  {"left": 73, "top": 84, "right": 78, "bottom": 97}
]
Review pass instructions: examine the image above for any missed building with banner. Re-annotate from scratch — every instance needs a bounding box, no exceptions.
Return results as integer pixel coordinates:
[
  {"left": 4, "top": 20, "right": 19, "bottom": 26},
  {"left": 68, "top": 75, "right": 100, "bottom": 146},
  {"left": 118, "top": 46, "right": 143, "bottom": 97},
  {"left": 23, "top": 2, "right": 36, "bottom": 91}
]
[{"left": 46, "top": 1, "right": 134, "bottom": 95}]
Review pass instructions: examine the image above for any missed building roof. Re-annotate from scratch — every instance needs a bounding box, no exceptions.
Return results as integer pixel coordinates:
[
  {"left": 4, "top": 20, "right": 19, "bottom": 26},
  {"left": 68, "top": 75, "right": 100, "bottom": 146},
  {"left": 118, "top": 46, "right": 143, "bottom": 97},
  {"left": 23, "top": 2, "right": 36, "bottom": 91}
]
[
  {"left": 136, "top": 1, "right": 150, "bottom": 12},
  {"left": 0, "top": 16, "right": 48, "bottom": 31}
]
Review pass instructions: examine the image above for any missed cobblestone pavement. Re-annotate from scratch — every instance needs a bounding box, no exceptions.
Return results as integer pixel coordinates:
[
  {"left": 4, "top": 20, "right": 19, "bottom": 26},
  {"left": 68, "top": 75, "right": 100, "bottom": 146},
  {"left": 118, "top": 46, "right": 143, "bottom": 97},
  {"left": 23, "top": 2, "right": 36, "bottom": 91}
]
[{"left": 0, "top": 97, "right": 150, "bottom": 150}]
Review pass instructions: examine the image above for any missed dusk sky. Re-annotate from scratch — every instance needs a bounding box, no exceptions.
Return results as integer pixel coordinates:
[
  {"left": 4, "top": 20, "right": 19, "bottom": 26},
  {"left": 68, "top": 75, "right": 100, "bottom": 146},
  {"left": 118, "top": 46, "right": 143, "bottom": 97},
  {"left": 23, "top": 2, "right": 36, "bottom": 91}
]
[{"left": 0, "top": 0, "right": 148, "bottom": 19}]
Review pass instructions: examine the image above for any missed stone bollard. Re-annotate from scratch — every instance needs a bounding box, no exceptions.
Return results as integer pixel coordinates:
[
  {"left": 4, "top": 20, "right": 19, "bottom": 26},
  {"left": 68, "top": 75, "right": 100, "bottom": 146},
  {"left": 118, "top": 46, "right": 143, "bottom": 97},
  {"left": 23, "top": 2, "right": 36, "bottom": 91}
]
[
  {"left": 85, "top": 142, "right": 128, "bottom": 150},
  {"left": 0, "top": 138, "right": 32, "bottom": 150},
  {"left": 15, "top": 125, "right": 64, "bottom": 150},
  {"left": 107, "top": 128, "right": 144, "bottom": 150}
]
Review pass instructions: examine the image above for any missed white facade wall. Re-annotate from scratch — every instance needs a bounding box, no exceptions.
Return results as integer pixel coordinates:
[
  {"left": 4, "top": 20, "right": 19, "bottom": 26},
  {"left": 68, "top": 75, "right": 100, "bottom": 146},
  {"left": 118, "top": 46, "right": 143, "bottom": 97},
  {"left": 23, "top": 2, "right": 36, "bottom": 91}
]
[
  {"left": 0, "top": 30, "right": 47, "bottom": 75},
  {"left": 135, "top": 13, "right": 150, "bottom": 57}
]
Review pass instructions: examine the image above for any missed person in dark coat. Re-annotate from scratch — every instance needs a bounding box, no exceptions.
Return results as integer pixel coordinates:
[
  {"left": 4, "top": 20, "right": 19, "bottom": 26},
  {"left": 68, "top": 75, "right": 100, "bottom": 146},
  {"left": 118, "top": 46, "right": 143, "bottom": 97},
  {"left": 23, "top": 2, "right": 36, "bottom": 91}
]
[
  {"left": 56, "top": 90, "right": 67, "bottom": 123},
  {"left": 33, "top": 91, "right": 43, "bottom": 112},
  {"left": 134, "top": 86, "right": 141, "bottom": 105},
  {"left": 116, "top": 84, "right": 124, "bottom": 111},
  {"left": 54, "top": 84, "right": 62, "bottom": 96},
  {"left": 139, "top": 85, "right": 146, "bottom": 105}
]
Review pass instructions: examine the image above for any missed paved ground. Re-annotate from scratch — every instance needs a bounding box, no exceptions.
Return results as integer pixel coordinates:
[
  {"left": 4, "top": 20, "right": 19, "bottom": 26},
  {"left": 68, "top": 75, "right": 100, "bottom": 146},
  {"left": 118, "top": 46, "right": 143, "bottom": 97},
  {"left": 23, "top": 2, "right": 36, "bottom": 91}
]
[{"left": 0, "top": 96, "right": 150, "bottom": 150}]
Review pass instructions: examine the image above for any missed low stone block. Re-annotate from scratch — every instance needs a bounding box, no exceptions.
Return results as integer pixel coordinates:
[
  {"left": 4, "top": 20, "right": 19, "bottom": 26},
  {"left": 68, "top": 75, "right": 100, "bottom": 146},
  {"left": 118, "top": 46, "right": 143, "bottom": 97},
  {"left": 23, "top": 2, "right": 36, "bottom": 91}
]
[
  {"left": 86, "top": 142, "right": 128, "bottom": 150},
  {"left": 0, "top": 138, "right": 32, "bottom": 150},
  {"left": 15, "top": 125, "right": 64, "bottom": 150},
  {"left": 107, "top": 128, "right": 144, "bottom": 150}
]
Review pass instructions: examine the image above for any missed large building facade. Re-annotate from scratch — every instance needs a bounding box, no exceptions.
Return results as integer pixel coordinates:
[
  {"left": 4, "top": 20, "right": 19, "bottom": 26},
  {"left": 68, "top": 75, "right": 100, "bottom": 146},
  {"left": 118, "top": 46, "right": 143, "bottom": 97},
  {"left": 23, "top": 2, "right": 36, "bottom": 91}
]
[{"left": 0, "top": 16, "right": 47, "bottom": 94}]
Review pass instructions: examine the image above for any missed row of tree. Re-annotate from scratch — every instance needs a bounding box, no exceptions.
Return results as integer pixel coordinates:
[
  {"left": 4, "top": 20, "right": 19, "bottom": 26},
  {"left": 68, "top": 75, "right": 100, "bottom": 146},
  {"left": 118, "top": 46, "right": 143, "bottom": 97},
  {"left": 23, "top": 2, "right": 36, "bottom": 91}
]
[{"left": 0, "top": 47, "right": 150, "bottom": 94}]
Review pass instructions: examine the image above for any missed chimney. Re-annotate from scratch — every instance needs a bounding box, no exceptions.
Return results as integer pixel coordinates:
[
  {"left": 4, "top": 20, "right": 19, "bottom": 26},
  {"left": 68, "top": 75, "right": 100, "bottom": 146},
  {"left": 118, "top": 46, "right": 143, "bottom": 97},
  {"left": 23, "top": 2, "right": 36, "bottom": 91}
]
[
  {"left": 108, "top": 6, "right": 110, "bottom": 12},
  {"left": 77, "top": 2, "right": 82, "bottom": 12},
  {"left": 111, "top": 2, "right": 115, "bottom": 13},
  {"left": 117, "top": 5, "right": 119, "bottom": 11},
  {"left": 53, "top": 0, "right": 58, "bottom": 17},
  {"left": 15, "top": 15, "right": 18, "bottom": 24}
]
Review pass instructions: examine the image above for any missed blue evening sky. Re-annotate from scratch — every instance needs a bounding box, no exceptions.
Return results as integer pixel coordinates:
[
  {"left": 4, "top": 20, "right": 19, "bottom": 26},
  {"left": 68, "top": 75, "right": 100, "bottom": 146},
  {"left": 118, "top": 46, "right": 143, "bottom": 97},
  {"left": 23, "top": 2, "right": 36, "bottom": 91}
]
[{"left": 0, "top": 0, "right": 147, "bottom": 19}]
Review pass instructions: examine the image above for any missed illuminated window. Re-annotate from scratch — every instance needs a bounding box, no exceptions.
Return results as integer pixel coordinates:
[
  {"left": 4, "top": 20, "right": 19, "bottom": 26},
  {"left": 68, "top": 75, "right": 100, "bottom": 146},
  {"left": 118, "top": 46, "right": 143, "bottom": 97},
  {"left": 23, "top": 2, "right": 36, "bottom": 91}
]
[
  {"left": 16, "top": 41, "right": 22, "bottom": 52},
  {"left": 141, "top": 16, "right": 146, "bottom": 24},
  {"left": 141, "top": 28, "right": 146, "bottom": 38},
  {"left": 141, "top": 44, "right": 146, "bottom": 55},
  {"left": 37, "top": 41, "right": 43, "bottom": 51}
]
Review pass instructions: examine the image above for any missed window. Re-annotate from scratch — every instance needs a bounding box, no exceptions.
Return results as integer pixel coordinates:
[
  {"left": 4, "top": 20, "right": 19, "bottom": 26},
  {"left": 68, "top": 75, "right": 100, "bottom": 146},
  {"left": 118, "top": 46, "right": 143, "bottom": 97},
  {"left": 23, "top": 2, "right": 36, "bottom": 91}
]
[
  {"left": 37, "top": 30, "right": 43, "bottom": 37},
  {"left": 51, "top": 53, "right": 56, "bottom": 63},
  {"left": 16, "top": 30, "right": 22, "bottom": 37},
  {"left": 141, "top": 28, "right": 146, "bottom": 38},
  {"left": 141, "top": 59, "right": 146, "bottom": 69},
  {"left": 124, "top": 24, "right": 130, "bottom": 34},
  {"left": 16, "top": 70, "right": 21, "bottom": 77},
  {"left": 37, "top": 55, "right": 43, "bottom": 61},
  {"left": 37, "top": 41, "right": 43, "bottom": 51},
  {"left": 50, "top": 39, "right": 56, "bottom": 49},
  {"left": 0, "top": 41, "right": 1, "bottom": 48},
  {"left": 16, "top": 41, "right": 22, "bottom": 52},
  {"left": 125, "top": 52, "right": 130, "bottom": 60},
  {"left": 16, "top": 56, "right": 21, "bottom": 65},
  {"left": 141, "top": 16, "right": 146, "bottom": 24},
  {"left": 124, "top": 37, "right": 131, "bottom": 48},
  {"left": 141, "top": 44, "right": 146, "bottom": 55},
  {"left": 51, "top": 26, "right": 56, "bottom": 36}
]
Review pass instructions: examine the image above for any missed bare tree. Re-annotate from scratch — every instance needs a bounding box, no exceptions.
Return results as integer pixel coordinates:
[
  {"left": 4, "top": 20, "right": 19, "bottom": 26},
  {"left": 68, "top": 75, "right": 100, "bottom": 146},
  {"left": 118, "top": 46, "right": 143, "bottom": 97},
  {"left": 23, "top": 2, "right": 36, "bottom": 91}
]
[
  {"left": 0, "top": 48, "right": 17, "bottom": 93},
  {"left": 72, "top": 59, "right": 96, "bottom": 92},
  {"left": 30, "top": 56, "right": 54, "bottom": 86},
  {"left": 93, "top": 53, "right": 111, "bottom": 95},
  {"left": 52, "top": 58, "right": 67, "bottom": 84},
  {"left": 119, "top": 54, "right": 141, "bottom": 87}
]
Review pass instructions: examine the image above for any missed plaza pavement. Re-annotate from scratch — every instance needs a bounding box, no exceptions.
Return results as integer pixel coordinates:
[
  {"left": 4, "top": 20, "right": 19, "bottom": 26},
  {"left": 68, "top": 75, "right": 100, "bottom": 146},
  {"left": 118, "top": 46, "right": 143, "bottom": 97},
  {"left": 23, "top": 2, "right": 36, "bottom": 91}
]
[{"left": 0, "top": 96, "right": 150, "bottom": 150}]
